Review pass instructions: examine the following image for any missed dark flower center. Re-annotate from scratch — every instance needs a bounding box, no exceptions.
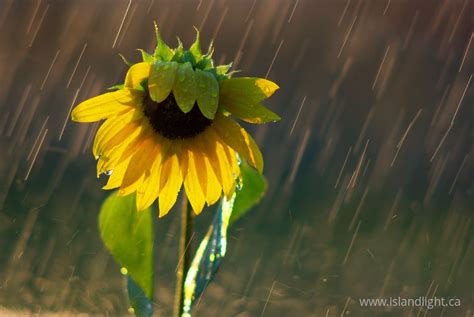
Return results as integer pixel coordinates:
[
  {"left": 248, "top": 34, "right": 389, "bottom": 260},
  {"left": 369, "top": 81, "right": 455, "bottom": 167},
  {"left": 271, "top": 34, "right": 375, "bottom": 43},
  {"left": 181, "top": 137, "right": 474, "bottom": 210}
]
[{"left": 143, "top": 93, "right": 212, "bottom": 140}]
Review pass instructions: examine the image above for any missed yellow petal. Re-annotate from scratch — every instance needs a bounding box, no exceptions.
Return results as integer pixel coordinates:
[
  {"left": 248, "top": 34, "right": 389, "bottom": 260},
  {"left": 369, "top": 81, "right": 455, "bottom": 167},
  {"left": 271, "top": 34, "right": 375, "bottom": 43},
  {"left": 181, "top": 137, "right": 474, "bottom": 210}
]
[
  {"left": 182, "top": 144, "right": 206, "bottom": 214},
  {"left": 148, "top": 61, "right": 178, "bottom": 102},
  {"left": 103, "top": 156, "right": 132, "bottom": 190},
  {"left": 201, "top": 128, "right": 235, "bottom": 197},
  {"left": 119, "top": 137, "right": 159, "bottom": 196},
  {"left": 212, "top": 114, "right": 263, "bottom": 173},
  {"left": 71, "top": 89, "right": 141, "bottom": 122},
  {"left": 158, "top": 144, "right": 183, "bottom": 217},
  {"left": 136, "top": 137, "right": 172, "bottom": 211},
  {"left": 96, "top": 128, "right": 143, "bottom": 177},
  {"left": 196, "top": 135, "right": 222, "bottom": 205},
  {"left": 219, "top": 77, "right": 279, "bottom": 108},
  {"left": 222, "top": 144, "right": 240, "bottom": 179},
  {"left": 93, "top": 109, "right": 142, "bottom": 158},
  {"left": 125, "top": 62, "right": 151, "bottom": 89},
  {"left": 114, "top": 125, "right": 154, "bottom": 166},
  {"left": 97, "top": 119, "right": 144, "bottom": 157}
]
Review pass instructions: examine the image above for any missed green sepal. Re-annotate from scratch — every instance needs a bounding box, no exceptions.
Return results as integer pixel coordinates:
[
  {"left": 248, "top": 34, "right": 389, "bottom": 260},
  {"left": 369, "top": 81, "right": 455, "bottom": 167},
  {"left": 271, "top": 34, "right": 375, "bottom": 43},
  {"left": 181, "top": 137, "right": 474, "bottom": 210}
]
[
  {"left": 171, "top": 38, "right": 185, "bottom": 63},
  {"left": 189, "top": 27, "right": 203, "bottom": 63},
  {"left": 148, "top": 61, "right": 178, "bottom": 102},
  {"left": 119, "top": 54, "right": 132, "bottom": 66},
  {"left": 108, "top": 84, "right": 125, "bottom": 91},
  {"left": 195, "top": 69, "right": 219, "bottom": 119},
  {"left": 216, "top": 63, "right": 232, "bottom": 76},
  {"left": 173, "top": 62, "right": 197, "bottom": 113},
  {"left": 206, "top": 40, "right": 215, "bottom": 58},
  {"left": 195, "top": 55, "right": 214, "bottom": 71},
  {"left": 138, "top": 49, "right": 155, "bottom": 63},
  {"left": 153, "top": 22, "right": 173, "bottom": 61},
  {"left": 182, "top": 50, "right": 197, "bottom": 66}
]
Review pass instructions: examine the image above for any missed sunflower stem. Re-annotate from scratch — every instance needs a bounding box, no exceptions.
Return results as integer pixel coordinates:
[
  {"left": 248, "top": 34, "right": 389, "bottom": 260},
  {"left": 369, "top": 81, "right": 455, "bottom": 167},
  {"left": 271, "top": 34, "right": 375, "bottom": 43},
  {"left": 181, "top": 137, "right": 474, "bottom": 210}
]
[{"left": 174, "top": 195, "right": 194, "bottom": 317}]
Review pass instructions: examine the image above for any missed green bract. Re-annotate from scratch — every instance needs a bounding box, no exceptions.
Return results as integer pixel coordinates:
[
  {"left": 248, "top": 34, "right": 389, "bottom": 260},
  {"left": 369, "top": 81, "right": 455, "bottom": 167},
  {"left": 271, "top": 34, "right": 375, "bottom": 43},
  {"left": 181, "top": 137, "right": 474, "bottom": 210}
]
[{"left": 141, "top": 23, "right": 235, "bottom": 119}]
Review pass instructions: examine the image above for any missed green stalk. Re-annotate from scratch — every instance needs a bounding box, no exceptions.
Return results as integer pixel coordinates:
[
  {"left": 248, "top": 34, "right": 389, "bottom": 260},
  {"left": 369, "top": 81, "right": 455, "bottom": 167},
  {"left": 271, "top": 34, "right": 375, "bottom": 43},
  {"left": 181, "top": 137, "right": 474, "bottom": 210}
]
[{"left": 174, "top": 196, "right": 194, "bottom": 317}]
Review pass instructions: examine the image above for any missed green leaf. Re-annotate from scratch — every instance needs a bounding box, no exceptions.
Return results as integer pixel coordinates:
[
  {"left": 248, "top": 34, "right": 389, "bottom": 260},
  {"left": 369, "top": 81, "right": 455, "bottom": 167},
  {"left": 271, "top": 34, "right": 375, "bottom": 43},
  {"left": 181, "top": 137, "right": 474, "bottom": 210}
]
[
  {"left": 98, "top": 192, "right": 154, "bottom": 299},
  {"left": 173, "top": 62, "right": 197, "bottom": 113},
  {"left": 229, "top": 162, "right": 267, "bottom": 225}
]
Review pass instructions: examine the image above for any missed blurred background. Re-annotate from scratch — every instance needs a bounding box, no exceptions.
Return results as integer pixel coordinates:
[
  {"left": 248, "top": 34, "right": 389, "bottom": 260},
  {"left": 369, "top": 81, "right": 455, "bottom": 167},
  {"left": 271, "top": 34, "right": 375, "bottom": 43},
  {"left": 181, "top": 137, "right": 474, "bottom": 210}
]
[{"left": 0, "top": 0, "right": 473, "bottom": 316}]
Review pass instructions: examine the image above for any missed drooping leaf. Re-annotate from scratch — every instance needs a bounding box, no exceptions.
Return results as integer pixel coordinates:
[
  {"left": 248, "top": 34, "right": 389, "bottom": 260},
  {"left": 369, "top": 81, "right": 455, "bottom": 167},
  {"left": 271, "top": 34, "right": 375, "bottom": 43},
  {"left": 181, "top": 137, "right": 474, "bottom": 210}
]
[
  {"left": 229, "top": 161, "right": 267, "bottom": 225},
  {"left": 98, "top": 192, "right": 154, "bottom": 300},
  {"left": 127, "top": 276, "right": 154, "bottom": 317}
]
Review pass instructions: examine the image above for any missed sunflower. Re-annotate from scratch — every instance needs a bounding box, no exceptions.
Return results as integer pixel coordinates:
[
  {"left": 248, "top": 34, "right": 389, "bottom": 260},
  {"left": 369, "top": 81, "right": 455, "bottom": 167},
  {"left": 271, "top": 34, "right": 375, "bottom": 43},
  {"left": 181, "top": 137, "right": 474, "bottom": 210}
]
[{"left": 71, "top": 25, "right": 280, "bottom": 216}]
